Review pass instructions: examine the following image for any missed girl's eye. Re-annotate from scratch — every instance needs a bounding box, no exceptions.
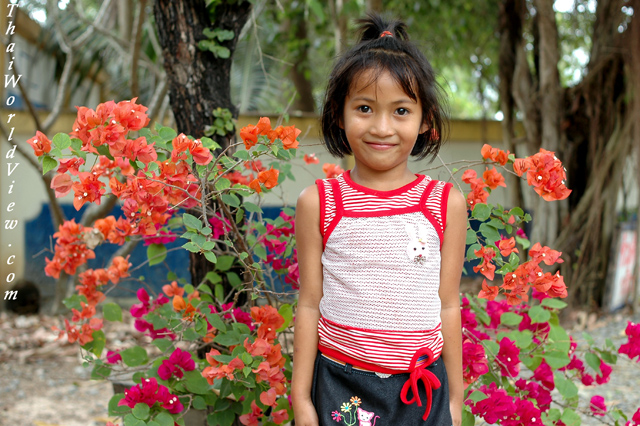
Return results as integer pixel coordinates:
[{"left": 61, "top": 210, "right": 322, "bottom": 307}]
[
  {"left": 396, "top": 108, "right": 409, "bottom": 116},
  {"left": 357, "top": 105, "right": 371, "bottom": 113}
]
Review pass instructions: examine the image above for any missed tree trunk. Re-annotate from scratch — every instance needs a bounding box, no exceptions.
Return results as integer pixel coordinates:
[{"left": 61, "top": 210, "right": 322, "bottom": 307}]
[
  {"left": 286, "top": 9, "right": 316, "bottom": 113},
  {"left": 153, "top": 0, "right": 252, "bottom": 291}
]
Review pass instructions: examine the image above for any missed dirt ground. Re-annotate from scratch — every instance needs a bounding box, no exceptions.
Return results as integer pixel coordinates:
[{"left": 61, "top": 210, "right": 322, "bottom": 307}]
[{"left": 0, "top": 313, "right": 119, "bottom": 426}]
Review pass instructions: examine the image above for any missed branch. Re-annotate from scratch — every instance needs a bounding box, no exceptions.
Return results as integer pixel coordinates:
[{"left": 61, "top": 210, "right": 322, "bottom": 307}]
[{"left": 130, "top": 0, "right": 148, "bottom": 98}]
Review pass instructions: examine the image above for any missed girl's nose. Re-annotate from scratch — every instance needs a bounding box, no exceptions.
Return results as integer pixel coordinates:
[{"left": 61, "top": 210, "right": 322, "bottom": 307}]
[{"left": 370, "top": 114, "right": 394, "bottom": 137}]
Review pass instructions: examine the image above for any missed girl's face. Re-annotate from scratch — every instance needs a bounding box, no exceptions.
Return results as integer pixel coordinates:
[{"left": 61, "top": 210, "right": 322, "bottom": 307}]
[{"left": 341, "top": 69, "right": 428, "bottom": 176}]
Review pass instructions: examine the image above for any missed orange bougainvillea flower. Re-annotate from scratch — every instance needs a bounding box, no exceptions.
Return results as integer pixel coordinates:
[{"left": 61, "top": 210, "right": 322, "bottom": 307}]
[
  {"left": 240, "top": 124, "right": 260, "bottom": 149},
  {"left": 304, "top": 153, "right": 320, "bottom": 164},
  {"left": 244, "top": 337, "right": 271, "bottom": 357},
  {"left": 462, "top": 169, "right": 490, "bottom": 208},
  {"left": 163, "top": 281, "right": 184, "bottom": 297},
  {"left": 172, "top": 295, "right": 195, "bottom": 319},
  {"left": 251, "top": 305, "right": 285, "bottom": 342},
  {"left": 512, "top": 149, "right": 571, "bottom": 201},
  {"left": 258, "top": 168, "right": 279, "bottom": 189},
  {"left": 483, "top": 167, "right": 507, "bottom": 190},
  {"left": 260, "top": 388, "right": 277, "bottom": 407},
  {"left": 473, "top": 246, "right": 496, "bottom": 281},
  {"left": 481, "top": 144, "right": 510, "bottom": 166},
  {"left": 322, "top": 163, "right": 345, "bottom": 179},
  {"left": 248, "top": 178, "right": 262, "bottom": 193},
  {"left": 26, "top": 131, "right": 52, "bottom": 156},
  {"left": 478, "top": 279, "right": 499, "bottom": 301},
  {"left": 498, "top": 237, "right": 519, "bottom": 257},
  {"left": 279, "top": 125, "right": 301, "bottom": 149},
  {"left": 529, "top": 242, "right": 563, "bottom": 265},
  {"left": 546, "top": 271, "right": 568, "bottom": 298},
  {"left": 189, "top": 139, "right": 213, "bottom": 165}
]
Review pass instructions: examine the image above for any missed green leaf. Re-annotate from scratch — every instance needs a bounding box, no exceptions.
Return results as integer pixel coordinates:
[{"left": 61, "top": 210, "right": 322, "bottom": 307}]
[
  {"left": 183, "top": 213, "right": 203, "bottom": 231},
  {"left": 468, "top": 390, "right": 488, "bottom": 402},
  {"left": 184, "top": 370, "right": 211, "bottom": 394},
  {"left": 159, "top": 127, "right": 177, "bottom": 141},
  {"left": 215, "top": 178, "right": 231, "bottom": 191},
  {"left": 215, "top": 284, "right": 224, "bottom": 302},
  {"left": 516, "top": 235, "right": 531, "bottom": 250},
  {"left": 277, "top": 304, "right": 293, "bottom": 332},
  {"left": 132, "top": 403, "right": 150, "bottom": 420},
  {"left": 206, "top": 312, "right": 228, "bottom": 332},
  {"left": 500, "top": 312, "right": 523, "bottom": 326},
  {"left": 465, "top": 228, "right": 477, "bottom": 244},
  {"left": 585, "top": 352, "right": 602, "bottom": 375},
  {"left": 226, "top": 272, "right": 242, "bottom": 288},
  {"left": 42, "top": 156, "right": 58, "bottom": 175},
  {"left": 233, "top": 150, "right": 250, "bottom": 161},
  {"left": 253, "top": 245, "right": 267, "bottom": 261},
  {"left": 155, "top": 412, "right": 174, "bottom": 426},
  {"left": 213, "top": 331, "right": 242, "bottom": 346},
  {"left": 466, "top": 243, "right": 481, "bottom": 260},
  {"left": 554, "top": 373, "right": 578, "bottom": 399},
  {"left": 182, "top": 242, "right": 200, "bottom": 253},
  {"left": 210, "top": 409, "right": 235, "bottom": 426},
  {"left": 82, "top": 330, "right": 106, "bottom": 357},
  {"left": 103, "top": 303, "right": 123, "bottom": 322},
  {"left": 63, "top": 294, "right": 85, "bottom": 311},
  {"left": 152, "top": 338, "right": 173, "bottom": 353},
  {"left": 109, "top": 393, "right": 130, "bottom": 416},
  {"left": 52, "top": 133, "right": 72, "bottom": 150},
  {"left": 479, "top": 223, "right": 501, "bottom": 244},
  {"left": 541, "top": 298, "right": 568, "bottom": 309},
  {"left": 216, "top": 256, "right": 235, "bottom": 272},
  {"left": 559, "top": 408, "right": 582, "bottom": 426},
  {"left": 147, "top": 243, "right": 167, "bottom": 266},
  {"left": 124, "top": 413, "right": 146, "bottom": 426},
  {"left": 91, "top": 363, "right": 112, "bottom": 380},
  {"left": 120, "top": 346, "right": 149, "bottom": 367},
  {"left": 206, "top": 271, "right": 222, "bottom": 284},
  {"left": 508, "top": 330, "right": 533, "bottom": 349},
  {"left": 462, "top": 409, "right": 476, "bottom": 426},
  {"left": 528, "top": 305, "right": 551, "bottom": 323},
  {"left": 472, "top": 204, "right": 491, "bottom": 221},
  {"left": 193, "top": 396, "right": 207, "bottom": 410},
  {"left": 204, "top": 251, "right": 217, "bottom": 264},
  {"left": 221, "top": 193, "right": 241, "bottom": 208},
  {"left": 244, "top": 201, "right": 262, "bottom": 214}
]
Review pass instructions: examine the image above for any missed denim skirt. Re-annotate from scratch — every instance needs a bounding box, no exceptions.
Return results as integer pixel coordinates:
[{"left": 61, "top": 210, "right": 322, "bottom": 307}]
[{"left": 311, "top": 352, "right": 452, "bottom": 425}]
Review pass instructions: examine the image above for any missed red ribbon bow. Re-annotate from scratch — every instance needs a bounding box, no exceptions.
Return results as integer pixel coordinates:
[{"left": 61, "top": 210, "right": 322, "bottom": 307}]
[{"left": 399, "top": 347, "right": 441, "bottom": 421}]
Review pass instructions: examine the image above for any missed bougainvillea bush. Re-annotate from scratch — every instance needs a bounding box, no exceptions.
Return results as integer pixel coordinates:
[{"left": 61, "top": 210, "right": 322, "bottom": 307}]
[{"left": 27, "top": 100, "right": 640, "bottom": 426}]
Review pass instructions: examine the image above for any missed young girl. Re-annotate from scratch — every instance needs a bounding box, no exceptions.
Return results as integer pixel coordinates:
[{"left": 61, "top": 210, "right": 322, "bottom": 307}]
[{"left": 292, "top": 13, "right": 466, "bottom": 426}]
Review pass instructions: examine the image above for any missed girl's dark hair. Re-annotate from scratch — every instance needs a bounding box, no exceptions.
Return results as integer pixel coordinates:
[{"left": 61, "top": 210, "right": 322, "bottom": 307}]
[{"left": 321, "top": 13, "right": 448, "bottom": 161}]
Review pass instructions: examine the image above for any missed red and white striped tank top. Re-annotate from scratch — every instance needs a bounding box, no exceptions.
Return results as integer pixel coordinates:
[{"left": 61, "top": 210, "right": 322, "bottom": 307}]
[{"left": 316, "top": 170, "right": 452, "bottom": 373}]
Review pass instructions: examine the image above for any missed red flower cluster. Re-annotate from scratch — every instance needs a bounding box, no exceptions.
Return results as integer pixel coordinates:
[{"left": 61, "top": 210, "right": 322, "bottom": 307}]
[
  {"left": 461, "top": 169, "right": 489, "bottom": 207},
  {"left": 467, "top": 381, "right": 545, "bottom": 425},
  {"left": 158, "top": 348, "right": 196, "bottom": 381},
  {"left": 619, "top": 321, "right": 640, "bottom": 361},
  {"left": 118, "top": 377, "right": 184, "bottom": 414},
  {"left": 258, "top": 211, "right": 298, "bottom": 289},
  {"left": 513, "top": 148, "right": 571, "bottom": 201},
  {"left": 26, "top": 131, "right": 52, "bottom": 156},
  {"left": 44, "top": 220, "right": 96, "bottom": 278},
  {"left": 240, "top": 117, "right": 301, "bottom": 150}
]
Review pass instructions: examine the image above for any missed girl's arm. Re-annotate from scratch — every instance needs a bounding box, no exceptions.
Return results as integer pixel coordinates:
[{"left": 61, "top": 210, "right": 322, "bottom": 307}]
[
  {"left": 439, "top": 187, "right": 467, "bottom": 426},
  {"left": 291, "top": 185, "right": 324, "bottom": 426}
]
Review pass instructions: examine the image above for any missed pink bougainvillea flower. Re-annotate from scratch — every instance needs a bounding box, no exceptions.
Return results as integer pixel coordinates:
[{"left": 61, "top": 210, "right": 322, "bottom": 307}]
[
  {"left": 158, "top": 347, "right": 196, "bottom": 380},
  {"left": 106, "top": 350, "right": 122, "bottom": 364},
  {"left": 590, "top": 395, "right": 607, "bottom": 416},
  {"left": 462, "top": 340, "right": 488, "bottom": 387},
  {"left": 50, "top": 173, "right": 74, "bottom": 198},
  {"left": 272, "top": 409, "right": 289, "bottom": 424},
  {"left": 619, "top": 321, "right": 640, "bottom": 361},
  {"left": 595, "top": 359, "right": 612, "bottom": 384},
  {"left": 496, "top": 337, "right": 520, "bottom": 377},
  {"left": 532, "top": 360, "right": 554, "bottom": 390},
  {"left": 625, "top": 407, "right": 640, "bottom": 426}
]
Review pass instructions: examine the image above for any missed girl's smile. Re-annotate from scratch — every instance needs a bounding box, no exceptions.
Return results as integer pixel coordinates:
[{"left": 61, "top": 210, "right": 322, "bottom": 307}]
[{"left": 341, "top": 70, "right": 428, "bottom": 185}]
